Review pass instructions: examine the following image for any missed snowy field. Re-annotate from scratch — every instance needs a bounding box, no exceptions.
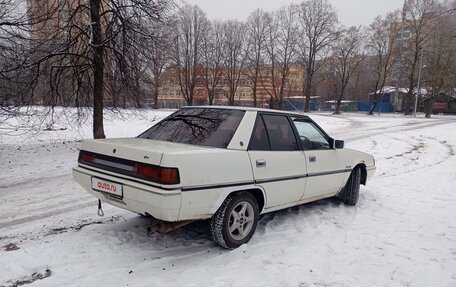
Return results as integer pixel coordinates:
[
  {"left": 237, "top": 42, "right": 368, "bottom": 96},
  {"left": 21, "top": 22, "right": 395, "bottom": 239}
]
[{"left": 1, "top": 108, "right": 456, "bottom": 287}]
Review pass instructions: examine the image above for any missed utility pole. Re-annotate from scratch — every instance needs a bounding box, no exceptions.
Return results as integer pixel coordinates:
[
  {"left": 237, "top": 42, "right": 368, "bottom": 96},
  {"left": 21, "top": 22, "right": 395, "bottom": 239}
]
[{"left": 413, "top": 49, "right": 424, "bottom": 118}]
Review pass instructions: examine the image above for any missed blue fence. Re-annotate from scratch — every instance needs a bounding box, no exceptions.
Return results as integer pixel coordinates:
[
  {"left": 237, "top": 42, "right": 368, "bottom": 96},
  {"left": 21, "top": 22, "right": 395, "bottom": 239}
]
[{"left": 358, "top": 102, "right": 392, "bottom": 113}]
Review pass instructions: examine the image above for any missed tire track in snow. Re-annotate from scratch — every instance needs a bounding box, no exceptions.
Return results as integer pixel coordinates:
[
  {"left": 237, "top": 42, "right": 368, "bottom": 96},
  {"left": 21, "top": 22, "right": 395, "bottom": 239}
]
[
  {"left": 0, "top": 201, "right": 95, "bottom": 229},
  {"left": 0, "top": 173, "right": 70, "bottom": 190},
  {"left": 343, "top": 119, "right": 455, "bottom": 143},
  {"left": 0, "top": 173, "right": 95, "bottom": 229},
  {"left": 374, "top": 133, "right": 454, "bottom": 178}
]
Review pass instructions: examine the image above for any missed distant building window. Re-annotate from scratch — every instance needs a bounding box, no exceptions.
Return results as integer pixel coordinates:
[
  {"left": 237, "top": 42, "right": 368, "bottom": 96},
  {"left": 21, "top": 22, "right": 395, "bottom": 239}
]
[{"left": 396, "top": 30, "right": 411, "bottom": 40}]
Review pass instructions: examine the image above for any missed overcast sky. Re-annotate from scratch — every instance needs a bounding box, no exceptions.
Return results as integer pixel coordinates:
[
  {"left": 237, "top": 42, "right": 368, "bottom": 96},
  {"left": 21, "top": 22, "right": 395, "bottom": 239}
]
[{"left": 184, "top": 0, "right": 404, "bottom": 27}]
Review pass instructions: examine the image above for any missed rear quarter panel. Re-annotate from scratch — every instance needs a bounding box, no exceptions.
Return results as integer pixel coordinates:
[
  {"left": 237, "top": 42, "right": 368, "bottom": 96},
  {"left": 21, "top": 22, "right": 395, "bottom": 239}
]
[
  {"left": 161, "top": 149, "right": 255, "bottom": 220},
  {"left": 161, "top": 149, "right": 253, "bottom": 187}
]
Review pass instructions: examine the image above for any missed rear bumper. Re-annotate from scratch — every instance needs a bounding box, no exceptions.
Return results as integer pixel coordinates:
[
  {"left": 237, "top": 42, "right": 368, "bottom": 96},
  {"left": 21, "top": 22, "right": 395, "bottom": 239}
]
[{"left": 73, "top": 166, "right": 181, "bottom": 222}]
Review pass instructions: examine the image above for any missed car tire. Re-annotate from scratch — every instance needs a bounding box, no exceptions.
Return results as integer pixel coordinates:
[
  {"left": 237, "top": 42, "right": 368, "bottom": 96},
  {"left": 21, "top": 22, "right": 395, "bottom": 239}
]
[
  {"left": 210, "top": 192, "right": 259, "bottom": 249},
  {"left": 339, "top": 167, "right": 361, "bottom": 206}
]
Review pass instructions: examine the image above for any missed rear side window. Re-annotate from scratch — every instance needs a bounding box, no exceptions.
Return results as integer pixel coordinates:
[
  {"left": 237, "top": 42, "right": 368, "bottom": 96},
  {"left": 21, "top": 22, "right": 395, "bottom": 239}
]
[
  {"left": 138, "top": 108, "right": 245, "bottom": 148},
  {"left": 250, "top": 116, "right": 270, "bottom": 150},
  {"left": 249, "top": 114, "right": 298, "bottom": 151}
]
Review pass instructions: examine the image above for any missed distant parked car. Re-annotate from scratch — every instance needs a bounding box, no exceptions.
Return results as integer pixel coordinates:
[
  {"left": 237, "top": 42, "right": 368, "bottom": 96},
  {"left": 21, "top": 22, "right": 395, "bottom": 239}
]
[
  {"left": 431, "top": 102, "right": 447, "bottom": 114},
  {"left": 73, "top": 107, "right": 376, "bottom": 248}
]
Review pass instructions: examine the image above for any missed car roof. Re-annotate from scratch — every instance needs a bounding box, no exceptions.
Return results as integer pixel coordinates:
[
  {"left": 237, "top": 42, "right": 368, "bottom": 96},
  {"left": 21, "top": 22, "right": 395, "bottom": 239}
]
[{"left": 184, "top": 106, "right": 310, "bottom": 118}]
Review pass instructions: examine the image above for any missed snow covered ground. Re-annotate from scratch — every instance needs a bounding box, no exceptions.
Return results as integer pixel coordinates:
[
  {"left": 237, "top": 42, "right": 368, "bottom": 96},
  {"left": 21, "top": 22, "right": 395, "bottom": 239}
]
[{"left": 1, "top": 108, "right": 456, "bottom": 287}]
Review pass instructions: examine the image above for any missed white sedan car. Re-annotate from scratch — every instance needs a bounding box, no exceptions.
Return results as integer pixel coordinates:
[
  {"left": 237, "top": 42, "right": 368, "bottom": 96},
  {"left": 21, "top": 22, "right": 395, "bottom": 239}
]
[{"left": 73, "top": 107, "right": 375, "bottom": 248}]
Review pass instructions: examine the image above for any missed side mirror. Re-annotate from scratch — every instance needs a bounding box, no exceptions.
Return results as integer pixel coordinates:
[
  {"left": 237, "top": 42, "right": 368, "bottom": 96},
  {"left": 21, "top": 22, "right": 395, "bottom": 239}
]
[{"left": 335, "top": 140, "right": 344, "bottom": 149}]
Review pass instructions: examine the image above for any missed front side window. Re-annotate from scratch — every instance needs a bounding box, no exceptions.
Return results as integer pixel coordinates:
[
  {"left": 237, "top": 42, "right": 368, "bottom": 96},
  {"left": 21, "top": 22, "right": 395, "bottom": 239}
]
[
  {"left": 138, "top": 108, "right": 245, "bottom": 148},
  {"left": 292, "top": 119, "right": 330, "bottom": 150}
]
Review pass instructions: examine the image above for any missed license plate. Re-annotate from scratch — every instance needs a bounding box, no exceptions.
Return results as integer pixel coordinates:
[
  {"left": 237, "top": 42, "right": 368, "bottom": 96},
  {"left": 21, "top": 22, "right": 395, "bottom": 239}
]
[{"left": 91, "top": 177, "right": 123, "bottom": 198}]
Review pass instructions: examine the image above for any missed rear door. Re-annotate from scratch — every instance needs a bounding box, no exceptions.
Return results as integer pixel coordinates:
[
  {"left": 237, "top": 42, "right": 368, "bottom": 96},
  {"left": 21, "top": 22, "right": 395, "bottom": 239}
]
[
  {"left": 291, "top": 118, "right": 346, "bottom": 200},
  {"left": 247, "top": 113, "right": 307, "bottom": 209}
]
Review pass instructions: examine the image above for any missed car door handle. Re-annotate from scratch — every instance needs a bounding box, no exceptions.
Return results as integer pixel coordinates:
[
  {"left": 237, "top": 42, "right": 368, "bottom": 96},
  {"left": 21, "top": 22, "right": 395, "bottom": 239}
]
[
  {"left": 256, "top": 159, "right": 266, "bottom": 167},
  {"left": 309, "top": 156, "right": 316, "bottom": 162}
]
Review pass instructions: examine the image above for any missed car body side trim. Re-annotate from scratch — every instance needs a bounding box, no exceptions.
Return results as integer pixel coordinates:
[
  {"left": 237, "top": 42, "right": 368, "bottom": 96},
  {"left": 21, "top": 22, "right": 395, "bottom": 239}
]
[
  {"left": 181, "top": 169, "right": 352, "bottom": 192},
  {"left": 254, "top": 174, "right": 307, "bottom": 184},
  {"left": 307, "top": 169, "right": 352, "bottom": 178},
  {"left": 181, "top": 181, "right": 255, "bottom": 192}
]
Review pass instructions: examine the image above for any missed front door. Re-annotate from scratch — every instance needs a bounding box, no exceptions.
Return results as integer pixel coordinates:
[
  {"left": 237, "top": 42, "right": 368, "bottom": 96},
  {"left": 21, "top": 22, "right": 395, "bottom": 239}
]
[{"left": 291, "top": 119, "right": 346, "bottom": 200}]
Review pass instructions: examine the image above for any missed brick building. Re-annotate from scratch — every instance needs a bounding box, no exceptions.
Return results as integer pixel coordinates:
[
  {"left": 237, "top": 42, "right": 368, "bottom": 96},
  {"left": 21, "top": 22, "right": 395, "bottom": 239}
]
[{"left": 157, "top": 64, "right": 305, "bottom": 109}]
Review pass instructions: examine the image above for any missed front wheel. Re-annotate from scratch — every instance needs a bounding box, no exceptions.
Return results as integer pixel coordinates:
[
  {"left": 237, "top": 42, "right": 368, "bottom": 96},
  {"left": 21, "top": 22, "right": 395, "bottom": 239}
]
[
  {"left": 210, "top": 192, "right": 259, "bottom": 249},
  {"left": 338, "top": 167, "right": 361, "bottom": 206}
]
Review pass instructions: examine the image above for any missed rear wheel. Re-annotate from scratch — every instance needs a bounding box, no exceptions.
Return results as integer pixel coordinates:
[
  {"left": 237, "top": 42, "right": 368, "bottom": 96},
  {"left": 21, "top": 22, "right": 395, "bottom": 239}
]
[
  {"left": 339, "top": 167, "right": 361, "bottom": 206},
  {"left": 210, "top": 192, "right": 259, "bottom": 249}
]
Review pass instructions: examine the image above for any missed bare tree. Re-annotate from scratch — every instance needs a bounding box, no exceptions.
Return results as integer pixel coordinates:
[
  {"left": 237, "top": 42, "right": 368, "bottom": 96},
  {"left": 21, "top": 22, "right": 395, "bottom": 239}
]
[
  {"left": 147, "top": 25, "right": 174, "bottom": 109},
  {"left": 263, "top": 6, "right": 299, "bottom": 110},
  {"left": 297, "top": 0, "right": 338, "bottom": 112},
  {"left": 400, "top": 0, "right": 438, "bottom": 115},
  {"left": 332, "top": 26, "right": 366, "bottom": 114},
  {"left": 221, "top": 20, "right": 246, "bottom": 106},
  {"left": 108, "top": 21, "right": 169, "bottom": 110},
  {"left": 244, "top": 9, "right": 268, "bottom": 107},
  {"left": 1, "top": 0, "right": 176, "bottom": 138},
  {"left": 173, "top": 4, "right": 208, "bottom": 106},
  {"left": 423, "top": 7, "right": 456, "bottom": 117},
  {"left": 0, "top": 0, "right": 54, "bottom": 112},
  {"left": 366, "top": 12, "right": 400, "bottom": 115},
  {"left": 201, "top": 20, "right": 224, "bottom": 105}
]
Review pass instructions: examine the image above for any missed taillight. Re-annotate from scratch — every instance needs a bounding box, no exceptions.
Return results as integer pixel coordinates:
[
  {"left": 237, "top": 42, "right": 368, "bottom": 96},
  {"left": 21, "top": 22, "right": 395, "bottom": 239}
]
[
  {"left": 78, "top": 150, "right": 95, "bottom": 165},
  {"left": 78, "top": 150, "right": 180, "bottom": 185},
  {"left": 134, "top": 163, "right": 180, "bottom": 185},
  {"left": 135, "top": 163, "right": 160, "bottom": 180},
  {"left": 159, "top": 168, "right": 180, "bottom": 185}
]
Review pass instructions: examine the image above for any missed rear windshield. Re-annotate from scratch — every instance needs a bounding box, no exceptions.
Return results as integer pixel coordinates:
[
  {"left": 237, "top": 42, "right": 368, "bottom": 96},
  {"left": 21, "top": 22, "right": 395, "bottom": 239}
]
[{"left": 138, "top": 108, "right": 245, "bottom": 148}]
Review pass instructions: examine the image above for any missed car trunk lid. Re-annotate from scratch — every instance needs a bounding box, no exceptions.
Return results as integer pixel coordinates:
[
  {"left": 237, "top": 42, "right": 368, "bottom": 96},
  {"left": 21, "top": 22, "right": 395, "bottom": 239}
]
[
  {"left": 81, "top": 138, "right": 205, "bottom": 166},
  {"left": 78, "top": 138, "right": 209, "bottom": 186}
]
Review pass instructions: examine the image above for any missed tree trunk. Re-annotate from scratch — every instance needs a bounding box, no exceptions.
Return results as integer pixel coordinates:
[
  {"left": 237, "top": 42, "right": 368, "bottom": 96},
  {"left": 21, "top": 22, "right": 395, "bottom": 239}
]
[
  {"left": 334, "top": 86, "right": 346, "bottom": 115},
  {"left": 368, "top": 93, "right": 379, "bottom": 115},
  {"left": 90, "top": 0, "right": 105, "bottom": 139},
  {"left": 208, "top": 91, "right": 214, "bottom": 105},
  {"left": 252, "top": 82, "right": 257, "bottom": 107},
  {"left": 303, "top": 74, "right": 312, "bottom": 112},
  {"left": 229, "top": 91, "right": 235, "bottom": 106},
  {"left": 188, "top": 86, "right": 194, "bottom": 106},
  {"left": 404, "top": 52, "right": 419, "bottom": 115},
  {"left": 152, "top": 83, "right": 159, "bottom": 109},
  {"left": 425, "top": 96, "right": 435, "bottom": 118},
  {"left": 277, "top": 98, "right": 284, "bottom": 110},
  {"left": 404, "top": 83, "right": 414, "bottom": 115},
  {"left": 334, "top": 99, "right": 341, "bottom": 114},
  {"left": 135, "top": 76, "right": 142, "bottom": 108}
]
